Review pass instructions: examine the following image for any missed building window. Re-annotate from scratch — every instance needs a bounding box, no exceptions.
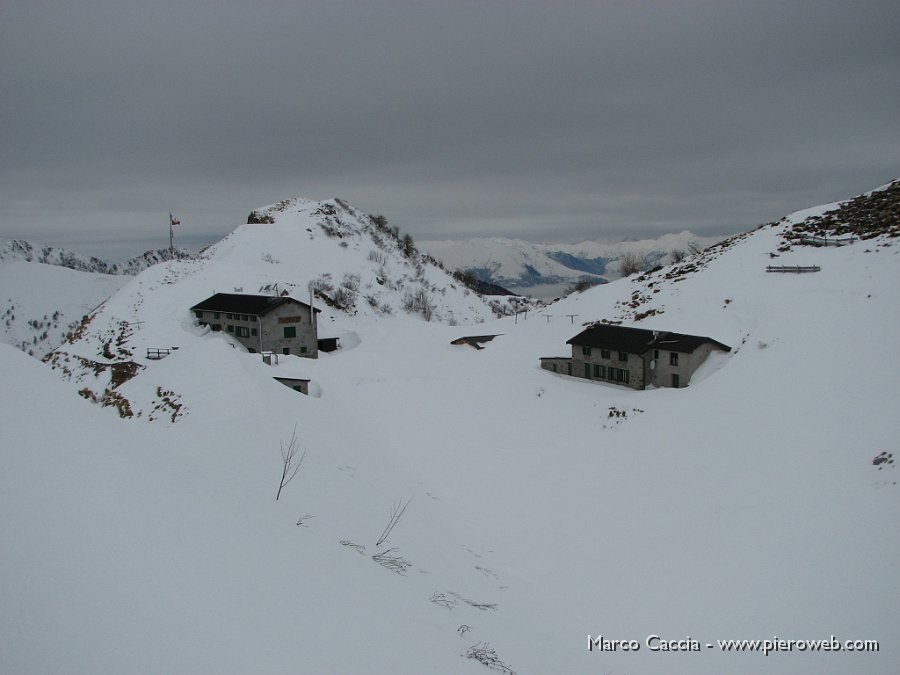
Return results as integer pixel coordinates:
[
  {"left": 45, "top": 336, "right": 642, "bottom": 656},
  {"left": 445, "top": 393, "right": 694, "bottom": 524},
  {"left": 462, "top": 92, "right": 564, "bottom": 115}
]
[
  {"left": 282, "top": 347, "right": 290, "bottom": 355},
  {"left": 654, "top": 349, "right": 659, "bottom": 359},
  {"left": 250, "top": 315, "right": 257, "bottom": 321},
  {"left": 567, "top": 362, "right": 573, "bottom": 376},
  {"left": 251, "top": 327, "right": 257, "bottom": 336},
  {"left": 241, "top": 314, "right": 249, "bottom": 321},
  {"left": 226, "top": 325, "right": 235, "bottom": 333},
  {"left": 607, "top": 367, "right": 630, "bottom": 384},
  {"left": 582, "top": 345, "right": 591, "bottom": 356},
  {"left": 213, "top": 312, "right": 221, "bottom": 319},
  {"left": 618, "top": 352, "right": 628, "bottom": 362},
  {"left": 236, "top": 326, "right": 250, "bottom": 338},
  {"left": 226, "top": 313, "right": 233, "bottom": 319},
  {"left": 593, "top": 364, "right": 605, "bottom": 378},
  {"left": 600, "top": 349, "right": 610, "bottom": 359},
  {"left": 194, "top": 311, "right": 203, "bottom": 319},
  {"left": 670, "top": 352, "right": 679, "bottom": 366},
  {"left": 672, "top": 373, "right": 680, "bottom": 388},
  {"left": 211, "top": 324, "right": 222, "bottom": 331},
  {"left": 283, "top": 326, "right": 297, "bottom": 338},
  {"left": 584, "top": 363, "right": 591, "bottom": 378}
]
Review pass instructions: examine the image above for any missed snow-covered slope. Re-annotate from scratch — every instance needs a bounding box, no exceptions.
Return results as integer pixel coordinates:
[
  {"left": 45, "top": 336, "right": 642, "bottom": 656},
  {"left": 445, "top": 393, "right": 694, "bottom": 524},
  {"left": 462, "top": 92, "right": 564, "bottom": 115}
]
[
  {"left": 2, "top": 185, "right": 898, "bottom": 674},
  {"left": 419, "top": 230, "right": 721, "bottom": 294},
  {"left": 0, "top": 238, "right": 192, "bottom": 275},
  {"left": 0, "top": 261, "right": 128, "bottom": 357}
]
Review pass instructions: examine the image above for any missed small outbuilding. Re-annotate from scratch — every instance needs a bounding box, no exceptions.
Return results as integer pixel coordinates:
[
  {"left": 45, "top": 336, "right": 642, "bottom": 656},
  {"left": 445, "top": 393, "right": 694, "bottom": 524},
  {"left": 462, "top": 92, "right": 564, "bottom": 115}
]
[
  {"left": 273, "top": 376, "right": 310, "bottom": 395},
  {"left": 542, "top": 323, "right": 730, "bottom": 390}
]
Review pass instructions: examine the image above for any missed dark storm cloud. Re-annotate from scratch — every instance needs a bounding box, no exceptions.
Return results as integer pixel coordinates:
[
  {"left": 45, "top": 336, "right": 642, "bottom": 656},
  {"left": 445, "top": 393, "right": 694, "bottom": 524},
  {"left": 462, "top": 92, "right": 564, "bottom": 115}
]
[{"left": 1, "top": 1, "right": 897, "bottom": 258}]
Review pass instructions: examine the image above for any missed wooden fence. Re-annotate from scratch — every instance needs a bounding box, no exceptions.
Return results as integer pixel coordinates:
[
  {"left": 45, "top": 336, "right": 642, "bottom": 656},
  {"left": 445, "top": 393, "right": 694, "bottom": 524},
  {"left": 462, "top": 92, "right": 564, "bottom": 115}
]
[
  {"left": 799, "top": 234, "right": 856, "bottom": 247},
  {"left": 766, "top": 265, "right": 821, "bottom": 273},
  {"left": 146, "top": 347, "right": 178, "bottom": 360}
]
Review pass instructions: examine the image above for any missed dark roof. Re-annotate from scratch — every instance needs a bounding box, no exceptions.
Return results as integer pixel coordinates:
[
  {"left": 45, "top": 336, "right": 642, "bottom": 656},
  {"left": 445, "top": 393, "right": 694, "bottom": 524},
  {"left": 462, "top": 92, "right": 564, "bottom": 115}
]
[
  {"left": 450, "top": 334, "right": 503, "bottom": 349},
  {"left": 190, "top": 293, "right": 320, "bottom": 315},
  {"left": 567, "top": 323, "right": 730, "bottom": 354}
]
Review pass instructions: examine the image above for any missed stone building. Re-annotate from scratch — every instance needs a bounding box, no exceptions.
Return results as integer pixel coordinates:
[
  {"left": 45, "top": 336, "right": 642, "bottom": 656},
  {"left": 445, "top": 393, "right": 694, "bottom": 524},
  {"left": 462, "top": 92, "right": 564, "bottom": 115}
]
[
  {"left": 541, "top": 323, "right": 730, "bottom": 390},
  {"left": 190, "top": 293, "right": 320, "bottom": 357}
]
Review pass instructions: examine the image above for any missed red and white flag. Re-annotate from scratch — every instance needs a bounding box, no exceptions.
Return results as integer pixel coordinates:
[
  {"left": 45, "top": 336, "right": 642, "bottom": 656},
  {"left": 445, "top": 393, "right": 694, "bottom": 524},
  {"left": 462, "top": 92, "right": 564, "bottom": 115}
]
[{"left": 170, "top": 213, "right": 180, "bottom": 227}]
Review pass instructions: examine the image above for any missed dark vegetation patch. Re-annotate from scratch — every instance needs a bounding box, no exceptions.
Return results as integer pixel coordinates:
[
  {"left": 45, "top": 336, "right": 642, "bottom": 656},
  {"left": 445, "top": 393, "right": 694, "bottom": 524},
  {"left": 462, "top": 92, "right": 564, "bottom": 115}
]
[{"left": 785, "top": 180, "right": 899, "bottom": 245}]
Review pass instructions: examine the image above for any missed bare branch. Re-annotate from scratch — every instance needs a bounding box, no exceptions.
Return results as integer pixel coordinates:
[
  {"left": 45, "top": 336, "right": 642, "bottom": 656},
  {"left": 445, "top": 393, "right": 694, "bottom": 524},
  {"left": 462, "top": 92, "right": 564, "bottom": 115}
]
[
  {"left": 371, "top": 548, "right": 412, "bottom": 575},
  {"left": 376, "top": 496, "right": 413, "bottom": 547},
  {"left": 276, "top": 424, "right": 307, "bottom": 501}
]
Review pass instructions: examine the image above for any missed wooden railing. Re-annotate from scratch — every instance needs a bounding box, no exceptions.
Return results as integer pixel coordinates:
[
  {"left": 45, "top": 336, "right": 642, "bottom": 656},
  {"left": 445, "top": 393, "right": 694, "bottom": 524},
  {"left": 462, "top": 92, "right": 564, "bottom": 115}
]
[
  {"left": 766, "top": 265, "right": 821, "bottom": 274},
  {"left": 146, "top": 347, "right": 178, "bottom": 360},
  {"left": 799, "top": 234, "right": 856, "bottom": 247}
]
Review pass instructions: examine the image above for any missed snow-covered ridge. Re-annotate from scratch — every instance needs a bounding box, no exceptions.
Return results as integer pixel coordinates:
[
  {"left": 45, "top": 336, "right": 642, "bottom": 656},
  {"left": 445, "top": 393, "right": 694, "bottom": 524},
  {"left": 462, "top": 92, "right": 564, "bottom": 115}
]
[
  {"left": 0, "top": 238, "right": 192, "bottom": 275},
  {"left": 0, "top": 262, "right": 128, "bottom": 358}
]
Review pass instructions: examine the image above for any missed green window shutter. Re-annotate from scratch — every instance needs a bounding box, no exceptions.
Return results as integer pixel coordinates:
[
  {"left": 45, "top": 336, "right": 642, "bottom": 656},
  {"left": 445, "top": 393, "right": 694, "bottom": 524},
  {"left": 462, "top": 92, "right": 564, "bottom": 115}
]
[{"left": 284, "top": 326, "right": 297, "bottom": 338}]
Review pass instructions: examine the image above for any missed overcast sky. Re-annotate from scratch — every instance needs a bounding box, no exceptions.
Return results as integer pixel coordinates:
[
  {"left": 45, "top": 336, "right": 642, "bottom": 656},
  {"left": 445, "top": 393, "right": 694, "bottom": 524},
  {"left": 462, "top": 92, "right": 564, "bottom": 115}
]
[{"left": 1, "top": 1, "right": 897, "bottom": 259}]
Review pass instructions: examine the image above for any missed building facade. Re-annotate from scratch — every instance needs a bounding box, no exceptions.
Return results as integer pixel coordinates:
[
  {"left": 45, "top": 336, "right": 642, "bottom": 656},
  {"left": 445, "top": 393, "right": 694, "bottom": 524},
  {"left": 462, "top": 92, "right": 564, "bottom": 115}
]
[
  {"left": 541, "top": 323, "right": 730, "bottom": 390},
  {"left": 190, "top": 293, "right": 320, "bottom": 358}
]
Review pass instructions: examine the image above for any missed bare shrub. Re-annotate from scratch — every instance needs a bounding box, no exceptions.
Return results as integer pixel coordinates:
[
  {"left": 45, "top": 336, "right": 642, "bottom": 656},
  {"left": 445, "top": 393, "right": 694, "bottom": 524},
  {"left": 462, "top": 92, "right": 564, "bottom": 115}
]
[
  {"left": 618, "top": 251, "right": 643, "bottom": 276},
  {"left": 670, "top": 248, "right": 687, "bottom": 263},
  {"left": 376, "top": 496, "right": 413, "bottom": 547},
  {"left": 402, "top": 288, "right": 434, "bottom": 321},
  {"left": 341, "top": 273, "right": 360, "bottom": 292},
  {"left": 401, "top": 233, "right": 416, "bottom": 257},
  {"left": 276, "top": 425, "right": 307, "bottom": 501},
  {"left": 464, "top": 643, "right": 515, "bottom": 674},
  {"left": 430, "top": 592, "right": 458, "bottom": 610},
  {"left": 371, "top": 548, "right": 412, "bottom": 575},
  {"left": 340, "top": 539, "right": 367, "bottom": 555},
  {"left": 308, "top": 275, "right": 334, "bottom": 295},
  {"left": 566, "top": 278, "right": 598, "bottom": 294},
  {"left": 688, "top": 241, "right": 704, "bottom": 255},
  {"left": 368, "top": 249, "right": 387, "bottom": 265},
  {"left": 331, "top": 287, "right": 356, "bottom": 312}
]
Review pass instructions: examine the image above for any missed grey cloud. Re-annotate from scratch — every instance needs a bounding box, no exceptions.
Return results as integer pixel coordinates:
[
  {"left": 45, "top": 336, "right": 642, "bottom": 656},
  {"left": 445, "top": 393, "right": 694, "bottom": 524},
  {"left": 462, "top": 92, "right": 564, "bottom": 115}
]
[{"left": 1, "top": 1, "right": 897, "bottom": 259}]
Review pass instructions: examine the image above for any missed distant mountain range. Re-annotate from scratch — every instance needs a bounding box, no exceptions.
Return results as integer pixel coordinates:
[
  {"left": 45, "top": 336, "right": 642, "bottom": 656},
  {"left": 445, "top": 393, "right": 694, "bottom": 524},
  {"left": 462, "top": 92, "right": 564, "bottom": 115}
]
[
  {"left": 0, "top": 239, "right": 192, "bottom": 275},
  {"left": 418, "top": 231, "right": 723, "bottom": 293}
]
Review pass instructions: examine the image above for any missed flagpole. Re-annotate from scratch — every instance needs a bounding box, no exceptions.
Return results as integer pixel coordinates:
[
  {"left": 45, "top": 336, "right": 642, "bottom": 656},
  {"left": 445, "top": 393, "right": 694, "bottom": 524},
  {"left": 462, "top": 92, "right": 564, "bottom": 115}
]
[{"left": 169, "top": 213, "right": 174, "bottom": 257}]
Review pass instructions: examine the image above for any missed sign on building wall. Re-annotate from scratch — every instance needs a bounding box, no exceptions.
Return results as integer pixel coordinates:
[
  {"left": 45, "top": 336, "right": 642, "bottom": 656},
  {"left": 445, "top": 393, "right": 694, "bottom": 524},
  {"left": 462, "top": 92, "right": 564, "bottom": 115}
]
[{"left": 278, "top": 316, "right": 303, "bottom": 324}]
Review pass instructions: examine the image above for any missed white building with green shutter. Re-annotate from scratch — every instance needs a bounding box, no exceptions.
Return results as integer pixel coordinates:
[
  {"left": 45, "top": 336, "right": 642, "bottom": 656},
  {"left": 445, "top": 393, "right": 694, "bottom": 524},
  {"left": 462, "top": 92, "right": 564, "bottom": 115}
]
[{"left": 190, "top": 293, "right": 320, "bottom": 358}]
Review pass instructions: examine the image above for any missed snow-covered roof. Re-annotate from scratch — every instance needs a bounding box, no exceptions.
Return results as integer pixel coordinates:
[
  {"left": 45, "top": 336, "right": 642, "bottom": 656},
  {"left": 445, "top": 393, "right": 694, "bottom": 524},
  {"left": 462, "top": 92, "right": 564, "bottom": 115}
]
[
  {"left": 190, "top": 292, "right": 320, "bottom": 315},
  {"left": 567, "top": 323, "right": 731, "bottom": 354}
]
